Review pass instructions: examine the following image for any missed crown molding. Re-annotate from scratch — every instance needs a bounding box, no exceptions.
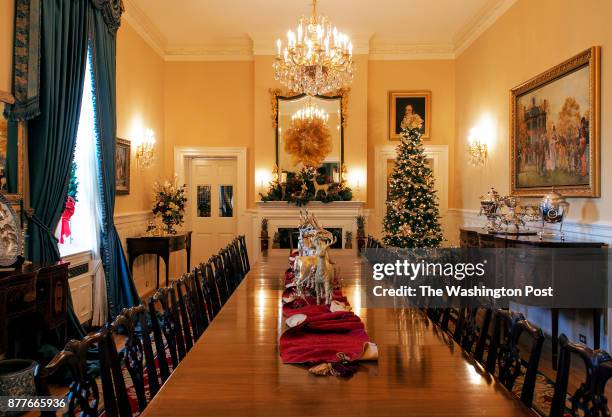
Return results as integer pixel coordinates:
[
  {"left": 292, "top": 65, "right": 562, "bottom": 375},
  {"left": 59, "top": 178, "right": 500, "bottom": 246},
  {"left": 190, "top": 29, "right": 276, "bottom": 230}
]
[
  {"left": 165, "top": 37, "right": 254, "bottom": 62},
  {"left": 369, "top": 38, "right": 455, "bottom": 60},
  {"left": 122, "top": 0, "right": 167, "bottom": 58},
  {"left": 453, "top": 0, "right": 517, "bottom": 57},
  {"left": 121, "top": 0, "right": 516, "bottom": 62}
]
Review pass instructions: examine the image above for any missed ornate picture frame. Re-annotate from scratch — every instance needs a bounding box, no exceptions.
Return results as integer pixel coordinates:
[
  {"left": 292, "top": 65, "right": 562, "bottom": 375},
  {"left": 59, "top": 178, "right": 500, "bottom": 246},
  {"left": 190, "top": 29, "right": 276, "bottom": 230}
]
[
  {"left": 115, "top": 137, "right": 131, "bottom": 195},
  {"left": 510, "top": 46, "right": 600, "bottom": 197},
  {"left": 388, "top": 91, "right": 431, "bottom": 140}
]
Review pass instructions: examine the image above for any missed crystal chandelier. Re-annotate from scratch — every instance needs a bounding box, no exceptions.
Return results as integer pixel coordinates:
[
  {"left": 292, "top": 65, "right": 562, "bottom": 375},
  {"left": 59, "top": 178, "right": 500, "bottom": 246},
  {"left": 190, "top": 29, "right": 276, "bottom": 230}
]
[
  {"left": 292, "top": 99, "right": 329, "bottom": 124},
  {"left": 274, "top": 0, "right": 354, "bottom": 96}
]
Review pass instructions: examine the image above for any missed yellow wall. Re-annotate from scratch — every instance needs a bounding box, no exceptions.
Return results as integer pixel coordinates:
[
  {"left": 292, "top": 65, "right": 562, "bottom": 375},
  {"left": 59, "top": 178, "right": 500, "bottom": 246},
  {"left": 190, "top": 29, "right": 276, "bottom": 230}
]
[
  {"left": 0, "top": 0, "right": 14, "bottom": 92},
  {"left": 163, "top": 60, "right": 255, "bottom": 207},
  {"left": 115, "top": 22, "right": 166, "bottom": 214},
  {"left": 367, "top": 59, "right": 455, "bottom": 209},
  {"left": 454, "top": 0, "right": 612, "bottom": 223}
]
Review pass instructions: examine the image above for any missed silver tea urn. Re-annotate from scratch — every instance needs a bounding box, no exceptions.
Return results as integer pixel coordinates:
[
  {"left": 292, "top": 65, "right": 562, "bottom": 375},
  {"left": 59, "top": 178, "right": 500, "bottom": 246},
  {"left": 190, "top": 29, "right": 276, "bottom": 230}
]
[
  {"left": 479, "top": 187, "right": 501, "bottom": 232},
  {"left": 538, "top": 188, "right": 569, "bottom": 240}
]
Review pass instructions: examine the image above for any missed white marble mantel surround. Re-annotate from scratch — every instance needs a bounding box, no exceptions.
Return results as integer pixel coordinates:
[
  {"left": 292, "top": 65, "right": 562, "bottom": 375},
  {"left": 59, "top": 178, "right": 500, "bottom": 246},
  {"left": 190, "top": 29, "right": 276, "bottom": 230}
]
[{"left": 252, "top": 201, "right": 365, "bottom": 260}]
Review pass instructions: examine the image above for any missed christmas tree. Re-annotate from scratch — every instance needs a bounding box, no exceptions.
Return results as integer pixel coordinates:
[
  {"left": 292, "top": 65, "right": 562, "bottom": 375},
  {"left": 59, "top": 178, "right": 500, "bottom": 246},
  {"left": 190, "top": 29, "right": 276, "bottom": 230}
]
[{"left": 383, "top": 123, "right": 443, "bottom": 248}]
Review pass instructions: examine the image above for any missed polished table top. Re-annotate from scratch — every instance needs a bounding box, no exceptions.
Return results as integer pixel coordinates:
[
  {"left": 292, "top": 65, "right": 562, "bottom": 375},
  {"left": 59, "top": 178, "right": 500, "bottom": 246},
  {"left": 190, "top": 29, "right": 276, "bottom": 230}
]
[{"left": 142, "top": 250, "right": 536, "bottom": 417}]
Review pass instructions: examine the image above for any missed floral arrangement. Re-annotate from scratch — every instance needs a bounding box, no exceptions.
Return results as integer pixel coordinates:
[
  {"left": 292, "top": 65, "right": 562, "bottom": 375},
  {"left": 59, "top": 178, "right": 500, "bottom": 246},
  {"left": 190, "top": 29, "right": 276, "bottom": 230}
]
[
  {"left": 152, "top": 176, "right": 187, "bottom": 234},
  {"left": 283, "top": 118, "right": 332, "bottom": 168}
]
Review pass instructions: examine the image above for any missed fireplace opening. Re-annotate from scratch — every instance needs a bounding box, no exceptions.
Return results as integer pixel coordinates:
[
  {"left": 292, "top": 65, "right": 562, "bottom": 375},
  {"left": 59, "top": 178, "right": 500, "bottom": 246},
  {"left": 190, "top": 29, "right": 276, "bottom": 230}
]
[{"left": 277, "top": 228, "right": 343, "bottom": 250}]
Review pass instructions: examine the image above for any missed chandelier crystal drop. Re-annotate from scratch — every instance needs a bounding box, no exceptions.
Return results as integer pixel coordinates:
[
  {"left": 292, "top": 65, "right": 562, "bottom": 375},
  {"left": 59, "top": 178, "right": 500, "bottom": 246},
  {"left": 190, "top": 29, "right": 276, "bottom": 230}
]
[
  {"left": 292, "top": 98, "right": 329, "bottom": 124},
  {"left": 274, "top": 0, "right": 354, "bottom": 96}
]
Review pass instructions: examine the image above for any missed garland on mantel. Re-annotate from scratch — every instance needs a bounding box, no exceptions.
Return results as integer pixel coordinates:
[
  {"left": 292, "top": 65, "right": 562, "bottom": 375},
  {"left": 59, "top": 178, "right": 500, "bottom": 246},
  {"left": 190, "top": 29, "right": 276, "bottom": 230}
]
[{"left": 260, "top": 167, "right": 353, "bottom": 206}]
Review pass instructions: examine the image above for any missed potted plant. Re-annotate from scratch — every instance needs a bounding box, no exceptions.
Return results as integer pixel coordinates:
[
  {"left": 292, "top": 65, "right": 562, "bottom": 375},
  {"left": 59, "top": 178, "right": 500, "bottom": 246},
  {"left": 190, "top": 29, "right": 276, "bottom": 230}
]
[
  {"left": 344, "top": 231, "right": 353, "bottom": 249},
  {"left": 356, "top": 215, "right": 366, "bottom": 252},
  {"left": 260, "top": 218, "right": 270, "bottom": 253}
]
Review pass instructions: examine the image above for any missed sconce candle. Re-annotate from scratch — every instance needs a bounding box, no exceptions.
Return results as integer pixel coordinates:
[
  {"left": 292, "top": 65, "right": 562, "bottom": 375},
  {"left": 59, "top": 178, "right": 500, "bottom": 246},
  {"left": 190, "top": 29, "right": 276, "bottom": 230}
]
[
  {"left": 467, "top": 128, "right": 488, "bottom": 167},
  {"left": 136, "top": 128, "right": 156, "bottom": 168}
]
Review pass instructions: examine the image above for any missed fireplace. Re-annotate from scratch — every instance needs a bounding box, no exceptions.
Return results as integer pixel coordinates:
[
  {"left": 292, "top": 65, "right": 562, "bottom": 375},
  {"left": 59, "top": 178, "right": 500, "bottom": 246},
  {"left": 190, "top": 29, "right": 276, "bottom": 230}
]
[{"left": 252, "top": 201, "right": 365, "bottom": 261}]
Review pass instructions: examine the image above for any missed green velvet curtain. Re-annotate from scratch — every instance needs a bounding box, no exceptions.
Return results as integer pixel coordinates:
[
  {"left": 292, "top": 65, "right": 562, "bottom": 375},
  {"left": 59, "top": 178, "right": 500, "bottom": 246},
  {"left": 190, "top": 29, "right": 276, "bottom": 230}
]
[
  {"left": 88, "top": 1, "right": 140, "bottom": 318},
  {"left": 26, "top": 0, "right": 136, "bottom": 334},
  {"left": 27, "top": 0, "right": 89, "bottom": 264},
  {"left": 26, "top": 0, "right": 90, "bottom": 339}
]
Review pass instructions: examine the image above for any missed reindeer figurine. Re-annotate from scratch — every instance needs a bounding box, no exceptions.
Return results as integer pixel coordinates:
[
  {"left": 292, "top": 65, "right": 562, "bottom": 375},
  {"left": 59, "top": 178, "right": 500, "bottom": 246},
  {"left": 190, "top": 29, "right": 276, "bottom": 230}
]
[
  {"left": 314, "top": 234, "right": 336, "bottom": 305},
  {"left": 312, "top": 180, "right": 330, "bottom": 198}
]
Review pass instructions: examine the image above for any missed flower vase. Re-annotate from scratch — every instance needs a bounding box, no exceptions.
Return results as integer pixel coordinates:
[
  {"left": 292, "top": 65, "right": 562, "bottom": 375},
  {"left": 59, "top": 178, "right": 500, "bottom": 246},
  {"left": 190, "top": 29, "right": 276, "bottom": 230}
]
[{"left": 163, "top": 220, "right": 177, "bottom": 235}]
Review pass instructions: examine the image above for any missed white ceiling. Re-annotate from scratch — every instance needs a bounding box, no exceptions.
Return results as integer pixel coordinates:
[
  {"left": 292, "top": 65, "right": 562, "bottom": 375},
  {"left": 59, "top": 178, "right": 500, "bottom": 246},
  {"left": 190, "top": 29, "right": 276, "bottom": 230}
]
[{"left": 123, "top": 0, "right": 516, "bottom": 60}]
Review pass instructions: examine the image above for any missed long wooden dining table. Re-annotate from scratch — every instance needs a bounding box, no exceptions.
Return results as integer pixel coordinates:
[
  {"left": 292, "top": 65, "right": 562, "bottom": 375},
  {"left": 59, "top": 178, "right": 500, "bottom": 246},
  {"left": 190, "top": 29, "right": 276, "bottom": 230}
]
[{"left": 141, "top": 250, "right": 537, "bottom": 417}]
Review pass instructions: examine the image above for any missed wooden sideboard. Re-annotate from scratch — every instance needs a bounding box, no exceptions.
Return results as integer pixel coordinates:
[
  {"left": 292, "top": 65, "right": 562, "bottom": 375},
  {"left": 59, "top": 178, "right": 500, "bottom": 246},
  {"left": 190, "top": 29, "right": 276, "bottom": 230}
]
[
  {"left": 0, "top": 262, "right": 69, "bottom": 359},
  {"left": 127, "top": 232, "right": 192, "bottom": 289},
  {"left": 459, "top": 227, "right": 606, "bottom": 368}
]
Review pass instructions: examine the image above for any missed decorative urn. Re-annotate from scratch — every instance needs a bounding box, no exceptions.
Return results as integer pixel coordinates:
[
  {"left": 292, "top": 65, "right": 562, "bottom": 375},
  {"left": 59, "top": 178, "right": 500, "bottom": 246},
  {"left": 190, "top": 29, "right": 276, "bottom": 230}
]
[
  {"left": 539, "top": 188, "right": 569, "bottom": 239},
  {"left": 479, "top": 187, "right": 501, "bottom": 231}
]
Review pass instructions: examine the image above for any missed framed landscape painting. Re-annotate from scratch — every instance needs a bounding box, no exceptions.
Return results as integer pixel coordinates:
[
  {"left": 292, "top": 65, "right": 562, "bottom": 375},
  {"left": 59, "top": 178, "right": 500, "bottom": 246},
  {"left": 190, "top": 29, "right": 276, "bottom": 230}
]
[
  {"left": 510, "top": 46, "right": 600, "bottom": 197},
  {"left": 389, "top": 91, "right": 431, "bottom": 140},
  {"left": 115, "top": 138, "right": 130, "bottom": 195}
]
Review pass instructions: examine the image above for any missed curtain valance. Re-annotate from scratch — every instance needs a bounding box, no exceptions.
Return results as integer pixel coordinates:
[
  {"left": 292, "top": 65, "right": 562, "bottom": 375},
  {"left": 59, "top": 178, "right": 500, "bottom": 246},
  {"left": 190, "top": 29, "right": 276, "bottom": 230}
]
[{"left": 89, "top": 0, "right": 124, "bottom": 35}]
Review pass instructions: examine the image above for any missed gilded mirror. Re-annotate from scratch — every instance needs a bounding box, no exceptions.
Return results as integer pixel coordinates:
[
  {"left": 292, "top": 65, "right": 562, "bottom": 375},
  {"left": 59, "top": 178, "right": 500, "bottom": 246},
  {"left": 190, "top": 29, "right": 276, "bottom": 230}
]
[
  {"left": 271, "top": 89, "right": 348, "bottom": 180},
  {"left": 0, "top": 91, "right": 25, "bottom": 202}
]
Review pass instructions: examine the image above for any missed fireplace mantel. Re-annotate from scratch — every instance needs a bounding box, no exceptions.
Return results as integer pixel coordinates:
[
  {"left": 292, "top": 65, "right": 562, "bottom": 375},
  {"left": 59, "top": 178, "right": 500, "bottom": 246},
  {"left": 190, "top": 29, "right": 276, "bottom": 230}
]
[{"left": 251, "top": 201, "right": 365, "bottom": 260}]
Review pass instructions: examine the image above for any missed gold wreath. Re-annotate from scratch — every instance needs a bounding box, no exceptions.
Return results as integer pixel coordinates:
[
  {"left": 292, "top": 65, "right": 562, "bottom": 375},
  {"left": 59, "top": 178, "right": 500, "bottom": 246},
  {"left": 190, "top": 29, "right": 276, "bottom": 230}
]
[{"left": 283, "top": 118, "right": 332, "bottom": 168}]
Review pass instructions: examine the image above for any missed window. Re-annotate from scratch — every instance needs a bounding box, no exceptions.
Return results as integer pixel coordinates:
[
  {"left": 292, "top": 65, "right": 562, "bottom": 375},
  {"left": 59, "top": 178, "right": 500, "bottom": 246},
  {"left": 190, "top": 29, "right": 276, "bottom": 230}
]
[{"left": 57, "top": 51, "right": 100, "bottom": 257}]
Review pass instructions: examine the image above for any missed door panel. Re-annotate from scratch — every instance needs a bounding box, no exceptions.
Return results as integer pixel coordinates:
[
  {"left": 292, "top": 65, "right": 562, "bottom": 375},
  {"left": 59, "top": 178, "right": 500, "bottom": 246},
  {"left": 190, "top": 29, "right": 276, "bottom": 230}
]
[{"left": 190, "top": 158, "right": 237, "bottom": 265}]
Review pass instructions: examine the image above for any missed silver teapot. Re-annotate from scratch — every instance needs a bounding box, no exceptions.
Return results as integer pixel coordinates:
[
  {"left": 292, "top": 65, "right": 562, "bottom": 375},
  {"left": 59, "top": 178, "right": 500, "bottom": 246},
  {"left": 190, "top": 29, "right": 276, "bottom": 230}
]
[{"left": 539, "top": 188, "right": 569, "bottom": 240}]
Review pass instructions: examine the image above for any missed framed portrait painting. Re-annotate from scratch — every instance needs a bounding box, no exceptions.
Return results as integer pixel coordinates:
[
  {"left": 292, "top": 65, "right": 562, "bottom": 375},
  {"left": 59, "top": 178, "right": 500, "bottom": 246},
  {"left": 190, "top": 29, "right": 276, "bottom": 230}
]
[
  {"left": 388, "top": 91, "right": 431, "bottom": 140},
  {"left": 510, "top": 46, "right": 600, "bottom": 197},
  {"left": 115, "top": 138, "right": 130, "bottom": 195}
]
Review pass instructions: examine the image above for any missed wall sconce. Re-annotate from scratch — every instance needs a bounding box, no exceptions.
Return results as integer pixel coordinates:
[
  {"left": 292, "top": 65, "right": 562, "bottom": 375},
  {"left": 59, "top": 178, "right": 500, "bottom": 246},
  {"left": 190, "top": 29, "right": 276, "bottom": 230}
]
[
  {"left": 256, "top": 169, "right": 272, "bottom": 198},
  {"left": 136, "top": 128, "right": 155, "bottom": 168},
  {"left": 468, "top": 128, "right": 488, "bottom": 167},
  {"left": 347, "top": 167, "right": 365, "bottom": 195}
]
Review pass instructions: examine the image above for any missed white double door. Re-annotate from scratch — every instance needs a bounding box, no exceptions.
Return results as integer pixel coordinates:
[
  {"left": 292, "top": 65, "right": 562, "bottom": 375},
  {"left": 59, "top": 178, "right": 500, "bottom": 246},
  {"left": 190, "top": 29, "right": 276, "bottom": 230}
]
[{"left": 189, "top": 158, "right": 237, "bottom": 265}]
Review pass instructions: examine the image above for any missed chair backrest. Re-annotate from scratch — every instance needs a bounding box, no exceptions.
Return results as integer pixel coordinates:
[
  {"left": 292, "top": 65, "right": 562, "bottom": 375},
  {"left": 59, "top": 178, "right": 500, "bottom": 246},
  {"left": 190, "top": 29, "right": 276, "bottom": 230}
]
[
  {"left": 486, "top": 309, "right": 544, "bottom": 408},
  {"left": 550, "top": 334, "right": 612, "bottom": 417},
  {"left": 211, "top": 254, "right": 230, "bottom": 304},
  {"left": 178, "top": 272, "right": 207, "bottom": 341},
  {"left": 148, "top": 287, "right": 186, "bottom": 371},
  {"left": 35, "top": 336, "right": 102, "bottom": 417},
  {"left": 121, "top": 305, "right": 161, "bottom": 397},
  {"left": 174, "top": 277, "right": 195, "bottom": 350},
  {"left": 238, "top": 235, "right": 250, "bottom": 272},
  {"left": 106, "top": 314, "right": 148, "bottom": 416},
  {"left": 457, "top": 307, "right": 493, "bottom": 364},
  {"left": 195, "top": 263, "right": 216, "bottom": 321}
]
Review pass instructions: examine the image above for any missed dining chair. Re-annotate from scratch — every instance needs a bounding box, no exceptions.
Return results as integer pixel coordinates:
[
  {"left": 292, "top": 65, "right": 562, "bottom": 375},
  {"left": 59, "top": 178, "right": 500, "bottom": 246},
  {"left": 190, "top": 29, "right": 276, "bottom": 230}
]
[
  {"left": 204, "top": 261, "right": 224, "bottom": 316},
  {"left": 107, "top": 314, "right": 150, "bottom": 415},
  {"left": 195, "top": 262, "right": 217, "bottom": 321},
  {"left": 486, "top": 309, "right": 544, "bottom": 408},
  {"left": 457, "top": 306, "right": 493, "bottom": 364},
  {"left": 175, "top": 275, "right": 197, "bottom": 348},
  {"left": 238, "top": 234, "right": 250, "bottom": 273},
  {"left": 35, "top": 335, "right": 103, "bottom": 417},
  {"left": 211, "top": 254, "right": 231, "bottom": 304},
  {"left": 120, "top": 305, "right": 161, "bottom": 397},
  {"left": 178, "top": 272, "right": 207, "bottom": 340},
  {"left": 550, "top": 334, "right": 612, "bottom": 417},
  {"left": 148, "top": 287, "right": 186, "bottom": 370}
]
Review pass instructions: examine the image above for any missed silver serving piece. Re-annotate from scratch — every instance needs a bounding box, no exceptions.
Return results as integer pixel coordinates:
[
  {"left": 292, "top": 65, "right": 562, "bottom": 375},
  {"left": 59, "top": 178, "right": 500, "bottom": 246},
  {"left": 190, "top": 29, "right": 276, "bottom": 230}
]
[
  {"left": 538, "top": 188, "right": 569, "bottom": 240},
  {"left": 479, "top": 187, "right": 502, "bottom": 232},
  {"left": 478, "top": 188, "right": 542, "bottom": 235}
]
